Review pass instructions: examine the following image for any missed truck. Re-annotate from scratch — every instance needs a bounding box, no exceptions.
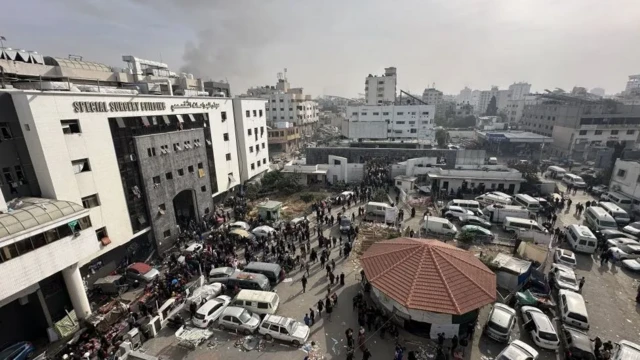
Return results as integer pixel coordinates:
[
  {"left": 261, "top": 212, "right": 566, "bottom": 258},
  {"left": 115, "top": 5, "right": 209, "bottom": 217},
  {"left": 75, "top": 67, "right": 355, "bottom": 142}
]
[
  {"left": 422, "top": 216, "right": 458, "bottom": 236},
  {"left": 483, "top": 204, "right": 530, "bottom": 223}
]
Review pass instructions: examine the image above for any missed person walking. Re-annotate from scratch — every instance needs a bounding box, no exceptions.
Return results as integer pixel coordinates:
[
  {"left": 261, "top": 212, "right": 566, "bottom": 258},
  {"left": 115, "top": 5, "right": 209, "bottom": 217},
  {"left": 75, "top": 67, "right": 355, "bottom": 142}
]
[
  {"left": 309, "top": 308, "right": 315, "bottom": 326},
  {"left": 317, "top": 299, "right": 324, "bottom": 316},
  {"left": 451, "top": 335, "right": 459, "bottom": 356},
  {"left": 325, "top": 297, "right": 333, "bottom": 321},
  {"left": 579, "top": 277, "right": 585, "bottom": 293},
  {"left": 303, "top": 313, "right": 311, "bottom": 326},
  {"left": 301, "top": 274, "right": 308, "bottom": 293}
]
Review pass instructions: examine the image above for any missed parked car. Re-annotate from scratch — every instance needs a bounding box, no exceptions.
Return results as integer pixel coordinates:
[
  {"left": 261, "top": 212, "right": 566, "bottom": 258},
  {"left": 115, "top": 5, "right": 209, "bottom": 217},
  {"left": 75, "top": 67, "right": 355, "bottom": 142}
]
[
  {"left": 184, "top": 243, "right": 204, "bottom": 254},
  {"left": 549, "top": 264, "right": 580, "bottom": 292},
  {"left": 590, "top": 185, "right": 608, "bottom": 196},
  {"left": 612, "top": 340, "right": 640, "bottom": 360},
  {"left": 258, "top": 314, "right": 310, "bottom": 346},
  {"left": 621, "top": 258, "right": 640, "bottom": 271},
  {"left": 460, "top": 225, "right": 494, "bottom": 241},
  {"left": 597, "top": 229, "right": 637, "bottom": 242},
  {"left": 559, "top": 325, "right": 596, "bottom": 360},
  {"left": 605, "top": 238, "right": 639, "bottom": 250},
  {"left": 484, "top": 303, "right": 516, "bottom": 343},
  {"left": 622, "top": 222, "right": 640, "bottom": 237},
  {"left": 209, "top": 267, "right": 239, "bottom": 283},
  {"left": 554, "top": 249, "right": 577, "bottom": 268},
  {"left": 193, "top": 295, "right": 232, "bottom": 328},
  {"left": 252, "top": 225, "right": 276, "bottom": 239},
  {"left": 444, "top": 206, "right": 474, "bottom": 219},
  {"left": 609, "top": 244, "right": 640, "bottom": 260},
  {"left": 125, "top": 262, "right": 159, "bottom": 283},
  {"left": 520, "top": 306, "right": 559, "bottom": 350},
  {"left": 218, "top": 306, "right": 261, "bottom": 335},
  {"left": 459, "top": 215, "right": 492, "bottom": 229},
  {"left": 0, "top": 342, "right": 35, "bottom": 360},
  {"left": 493, "top": 339, "right": 538, "bottom": 360}
]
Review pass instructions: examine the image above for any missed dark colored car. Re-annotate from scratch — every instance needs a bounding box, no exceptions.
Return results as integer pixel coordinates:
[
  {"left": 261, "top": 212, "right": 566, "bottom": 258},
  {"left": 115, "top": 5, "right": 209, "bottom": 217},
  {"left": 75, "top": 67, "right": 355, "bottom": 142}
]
[
  {"left": 559, "top": 325, "right": 596, "bottom": 360},
  {"left": 0, "top": 342, "right": 35, "bottom": 360},
  {"left": 524, "top": 268, "right": 550, "bottom": 295}
]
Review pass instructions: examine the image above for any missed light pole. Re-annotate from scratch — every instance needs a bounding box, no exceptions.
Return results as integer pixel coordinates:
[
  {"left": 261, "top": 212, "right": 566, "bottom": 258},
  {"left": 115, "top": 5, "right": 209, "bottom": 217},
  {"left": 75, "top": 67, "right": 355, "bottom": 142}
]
[{"left": 0, "top": 35, "right": 5, "bottom": 49}]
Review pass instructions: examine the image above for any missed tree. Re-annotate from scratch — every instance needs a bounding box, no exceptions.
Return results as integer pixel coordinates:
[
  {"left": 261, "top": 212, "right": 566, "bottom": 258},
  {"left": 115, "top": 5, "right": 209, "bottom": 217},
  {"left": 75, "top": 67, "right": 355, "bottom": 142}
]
[
  {"left": 450, "top": 115, "right": 476, "bottom": 128},
  {"left": 485, "top": 96, "right": 498, "bottom": 116},
  {"left": 435, "top": 129, "right": 450, "bottom": 148}
]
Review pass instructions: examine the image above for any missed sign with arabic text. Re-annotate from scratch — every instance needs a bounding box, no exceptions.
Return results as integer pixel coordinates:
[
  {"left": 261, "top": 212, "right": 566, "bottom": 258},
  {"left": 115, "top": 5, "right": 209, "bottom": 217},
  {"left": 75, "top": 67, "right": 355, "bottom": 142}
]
[{"left": 170, "top": 100, "right": 220, "bottom": 112}]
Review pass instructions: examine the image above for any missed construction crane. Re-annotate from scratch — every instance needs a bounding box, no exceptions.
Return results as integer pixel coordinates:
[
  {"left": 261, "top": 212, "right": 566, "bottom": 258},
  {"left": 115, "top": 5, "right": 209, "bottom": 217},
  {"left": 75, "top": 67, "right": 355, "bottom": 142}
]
[{"left": 398, "top": 90, "right": 429, "bottom": 105}]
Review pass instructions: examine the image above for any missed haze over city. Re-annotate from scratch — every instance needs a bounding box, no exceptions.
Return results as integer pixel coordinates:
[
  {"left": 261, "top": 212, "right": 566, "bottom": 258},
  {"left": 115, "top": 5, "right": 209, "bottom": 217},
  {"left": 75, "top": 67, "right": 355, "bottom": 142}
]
[{"left": 2, "top": 0, "right": 640, "bottom": 96}]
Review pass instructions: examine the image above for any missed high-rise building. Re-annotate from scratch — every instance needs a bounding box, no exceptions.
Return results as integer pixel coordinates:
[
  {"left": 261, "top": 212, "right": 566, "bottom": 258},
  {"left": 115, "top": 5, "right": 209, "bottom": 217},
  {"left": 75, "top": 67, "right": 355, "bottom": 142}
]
[
  {"left": 364, "top": 67, "right": 397, "bottom": 105},
  {"left": 422, "top": 88, "right": 443, "bottom": 105},
  {"left": 508, "top": 82, "right": 532, "bottom": 101},
  {"left": 343, "top": 104, "right": 435, "bottom": 142},
  {"left": 457, "top": 87, "right": 473, "bottom": 104}
]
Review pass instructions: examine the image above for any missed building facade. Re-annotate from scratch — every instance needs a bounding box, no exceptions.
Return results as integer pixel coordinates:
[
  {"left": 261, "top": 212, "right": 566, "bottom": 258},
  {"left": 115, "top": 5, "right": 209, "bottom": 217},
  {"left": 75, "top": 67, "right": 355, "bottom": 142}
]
[
  {"left": 610, "top": 158, "right": 640, "bottom": 210},
  {"left": 422, "top": 88, "right": 443, "bottom": 105},
  {"left": 365, "top": 67, "right": 397, "bottom": 105},
  {"left": 232, "top": 98, "right": 270, "bottom": 182},
  {"left": 477, "top": 86, "right": 499, "bottom": 115},
  {"left": 342, "top": 104, "right": 436, "bottom": 142},
  {"left": 508, "top": 82, "right": 532, "bottom": 101},
  {"left": 521, "top": 94, "right": 640, "bottom": 160}
]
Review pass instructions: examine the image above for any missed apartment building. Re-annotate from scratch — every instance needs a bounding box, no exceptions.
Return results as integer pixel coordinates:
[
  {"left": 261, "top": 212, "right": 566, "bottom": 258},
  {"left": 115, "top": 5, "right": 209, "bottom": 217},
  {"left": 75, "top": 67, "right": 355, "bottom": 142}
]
[
  {"left": 422, "top": 88, "right": 443, "bottom": 105},
  {"left": 232, "top": 98, "right": 270, "bottom": 182},
  {"left": 342, "top": 104, "right": 436, "bottom": 142},
  {"left": 365, "top": 67, "right": 397, "bottom": 105},
  {"left": 609, "top": 157, "right": 640, "bottom": 211}
]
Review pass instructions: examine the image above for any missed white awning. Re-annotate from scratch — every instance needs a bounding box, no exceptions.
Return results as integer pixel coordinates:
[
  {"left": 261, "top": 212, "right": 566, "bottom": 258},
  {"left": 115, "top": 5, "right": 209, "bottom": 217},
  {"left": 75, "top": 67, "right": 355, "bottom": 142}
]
[
  {"left": 115, "top": 117, "right": 126, "bottom": 128},
  {"left": 176, "top": 114, "right": 184, "bottom": 123},
  {"left": 162, "top": 115, "right": 170, "bottom": 125},
  {"left": 188, "top": 114, "right": 196, "bottom": 122}
]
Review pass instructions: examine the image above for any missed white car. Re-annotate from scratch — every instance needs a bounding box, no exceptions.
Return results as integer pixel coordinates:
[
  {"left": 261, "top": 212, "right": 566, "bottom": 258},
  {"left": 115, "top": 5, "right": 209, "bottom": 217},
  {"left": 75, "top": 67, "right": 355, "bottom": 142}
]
[
  {"left": 622, "top": 222, "right": 640, "bottom": 237},
  {"left": 609, "top": 244, "right": 640, "bottom": 260},
  {"left": 218, "top": 306, "right": 261, "bottom": 335},
  {"left": 185, "top": 243, "right": 204, "bottom": 254},
  {"left": 606, "top": 237, "right": 639, "bottom": 249},
  {"left": 484, "top": 303, "right": 516, "bottom": 343},
  {"left": 622, "top": 258, "right": 640, "bottom": 271},
  {"left": 494, "top": 340, "right": 539, "bottom": 360},
  {"left": 258, "top": 314, "right": 310, "bottom": 346},
  {"left": 553, "top": 249, "right": 577, "bottom": 268},
  {"left": 444, "top": 206, "right": 474, "bottom": 219},
  {"left": 520, "top": 306, "right": 560, "bottom": 350},
  {"left": 192, "top": 295, "right": 232, "bottom": 328},
  {"left": 229, "top": 221, "right": 251, "bottom": 231},
  {"left": 252, "top": 225, "right": 276, "bottom": 239},
  {"left": 550, "top": 264, "right": 580, "bottom": 292}
]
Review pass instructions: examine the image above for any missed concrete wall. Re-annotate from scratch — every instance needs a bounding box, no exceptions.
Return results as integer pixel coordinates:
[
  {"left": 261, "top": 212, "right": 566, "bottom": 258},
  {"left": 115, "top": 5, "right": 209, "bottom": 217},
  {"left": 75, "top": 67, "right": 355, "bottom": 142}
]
[
  {"left": 454, "top": 150, "right": 487, "bottom": 165},
  {"left": 344, "top": 121, "right": 387, "bottom": 139},
  {"left": 306, "top": 147, "right": 459, "bottom": 168},
  {"left": 134, "top": 130, "right": 212, "bottom": 250}
]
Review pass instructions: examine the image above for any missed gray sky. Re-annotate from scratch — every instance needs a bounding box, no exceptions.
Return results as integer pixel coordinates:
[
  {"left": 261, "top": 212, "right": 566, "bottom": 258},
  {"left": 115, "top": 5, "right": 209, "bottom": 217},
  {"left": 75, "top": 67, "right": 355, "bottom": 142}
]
[{"left": 2, "top": 0, "right": 639, "bottom": 97}]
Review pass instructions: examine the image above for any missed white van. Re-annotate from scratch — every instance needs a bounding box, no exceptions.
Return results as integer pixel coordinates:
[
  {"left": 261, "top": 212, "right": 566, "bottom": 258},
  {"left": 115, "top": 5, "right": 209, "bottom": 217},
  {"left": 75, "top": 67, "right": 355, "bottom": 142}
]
[
  {"left": 601, "top": 192, "right": 633, "bottom": 212},
  {"left": 565, "top": 224, "right": 598, "bottom": 254},
  {"left": 489, "top": 191, "right": 513, "bottom": 201},
  {"left": 422, "top": 216, "right": 458, "bottom": 236},
  {"left": 475, "top": 194, "right": 512, "bottom": 207},
  {"left": 558, "top": 290, "right": 590, "bottom": 331},
  {"left": 545, "top": 165, "right": 567, "bottom": 179},
  {"left": 365, "top": 202, "right": 392, "bottom": 217},
  {"left": 232, "top": 290, "right": 280, "bottom": 316},
  {"left": 487, "top": 157, "right": 498, "bottom": 165},
  {"left": 562, "top": 174, "right": 587, "bottom": 188},
  {"left": 599, "top": 201, "right": 631, "bottom": 226},
  {"left": 584, "top": 206, "right": 618, "bottom": 232},
  {"left": 503, "top": 217, "right": 545, "bottom": 233},
  {"left": 483, "top": 205, "right": 529, "bottom": 223},
  {"left": 447, "top": 199, "right": 481, "bottom": 210},
  {"left": 513, "top": 194, "right": 541, "bottom": 212}
]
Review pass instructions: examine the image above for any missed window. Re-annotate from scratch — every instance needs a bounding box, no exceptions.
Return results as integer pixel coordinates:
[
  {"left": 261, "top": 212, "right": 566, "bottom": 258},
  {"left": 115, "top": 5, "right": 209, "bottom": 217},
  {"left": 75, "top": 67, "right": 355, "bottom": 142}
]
[
  {"left": 173, "top": 143, "right": 181, "bottom": 151},
  {"left": 361, "top": 113, "right": 367, "bottom": 116},
  {"left": 160, "top": 145, "right": 170, "bottom": 154},
  {"left": 408, "top": 121, "right": 415, "bottom": 124},
  {"left": 0, "top": 123, "right": 12, "bottom": 139},
  {"left": 578, "top": 130, "right": 587, "bottom": 135},
  {"left": 159, "top": 203, "right": 166, "bottom": 211},
  {"left": 221, "top": 112, "right": 227, "bottom": 122},
  {"left": 71, "top": 159, "right": 91, "bottom": 174},
  {"left": 198, "top": 162, "right": 203, "bottom": 170},
  {"left": 223, "top": 133, "right": 229, "bottom": 141},
  {"left": 396, "top": 121, "right": 405, "bottom": 124},
  {"left": 422, "top": 112, "right": 429, "bottom": 115},
  {"left": 352, "top": 112, "right": 358, "bottom": 115},
  {"left": 249, "top": 146, "right": 254, "bottom": 153},
  {"left": 60, "top": 119, "right": 81, "bottom": 134},
  {"left": 397, "top": 112, "right": 404, "bottom": 115},
  {"left": 262, "top": 143, "right": 265, "bottom": 149},
  {"left": 163, "top": 230, "right": 171, "bottom": 238},
  {"left": 383, "top": 112, "right": 389, "bottom": 115},
  {"left": 152, "top": 175, "right": 161, "bottom": 184},
  {"left": 627, "top": 130, "right": 635, "bottom": 135},
  {"left": 246, "top": 110, "right": 251, "bottom": 117},
  {"left": 81, "top": 194, "right": 100, "bottom": 209},
  {"left": 259, "top": 110, "right": 263, "bottom": 117},
  {"left": 201, "top": 185, "right": 207, "bottom": 192},
  {"left": 617, "top": 169, "right": 627, "bottom": 178},
  {"left": 188, "top": 165, "right": 194, "bottom": 173},
  {"left": 177, "top": 168, "right": 184, "bottom": 176},
  {"left": 95, "top": 227, "right": 108, "bottom": 241},
  {"left": 594, "top": 130, "right": 603, "bottom": 135},
  {"left": 410, "top": 129, "right": 417, "bottom": 133},
  {"left": 165, "top": 172, "right": 173, "bottom": 180},
  {"left": 611, "top": 130, "right": 619, "bottom": 135},
  {"left": 147, "top": 147, "right": 157, "bottom": 157},
  {"left": 251, "top": 163, "right": 255, "bottom": 170},
  {"left": 260, "top": 127, "right": 264, "bottom": 135},
  {"left": 14, "top": 166, "right": 26, "bottom": 184},
  {"left": 373, "top": 112, "right": 379, "bottom": 115},
  {"left": 226, "top": 153, "right": 232, "bottom": 161},
  {"left": 263, "top": 158, "right": 267, "bottom": 164},
  {"left": 248, "top": 128, "right": 252, "bottom": 135}
]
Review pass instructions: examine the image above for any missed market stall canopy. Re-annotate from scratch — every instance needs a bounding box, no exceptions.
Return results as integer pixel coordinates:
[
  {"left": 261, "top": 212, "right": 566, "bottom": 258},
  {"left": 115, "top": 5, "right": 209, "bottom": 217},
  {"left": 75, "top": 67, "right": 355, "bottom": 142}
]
[
  {"left": 230, "top": 228, "right": 251, "bottom": 238},
  {"left": 361, "top": 238, "right": 496, "bottom": 315}
]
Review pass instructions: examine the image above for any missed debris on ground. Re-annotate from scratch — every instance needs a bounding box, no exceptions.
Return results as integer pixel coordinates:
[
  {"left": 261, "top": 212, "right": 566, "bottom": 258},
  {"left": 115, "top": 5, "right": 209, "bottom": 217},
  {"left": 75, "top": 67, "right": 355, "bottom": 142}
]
[{"left": 353, "top": 222, "right": 401, "bottom": 255}]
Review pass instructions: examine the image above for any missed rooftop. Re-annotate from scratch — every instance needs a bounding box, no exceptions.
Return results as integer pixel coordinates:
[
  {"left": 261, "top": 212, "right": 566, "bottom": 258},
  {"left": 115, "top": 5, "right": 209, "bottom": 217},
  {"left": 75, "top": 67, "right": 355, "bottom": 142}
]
[
  {"left": 0, "top": 198, "right": 87, "bottom": 240},
  {"left": 361, "top": 238, "right": 496, "bottom": 315},
  {"left": 476, "top": 130, "right": 553, "bottom": 143}
]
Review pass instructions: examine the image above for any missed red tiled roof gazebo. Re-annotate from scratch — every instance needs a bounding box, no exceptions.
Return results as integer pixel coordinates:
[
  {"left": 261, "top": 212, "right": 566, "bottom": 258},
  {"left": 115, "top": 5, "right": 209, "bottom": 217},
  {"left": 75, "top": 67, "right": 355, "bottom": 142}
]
[{"left": 361, "top": 238, "right": 496, "bottom": 321}]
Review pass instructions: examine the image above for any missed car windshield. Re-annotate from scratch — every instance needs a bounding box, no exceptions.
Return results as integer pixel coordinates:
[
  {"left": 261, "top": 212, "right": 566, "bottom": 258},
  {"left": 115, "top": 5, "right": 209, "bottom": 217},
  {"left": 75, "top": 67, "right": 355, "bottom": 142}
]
[
  {"left": 568, "top": 313, "right": 588, "bottom": 323},
  {"left": 539, "top": 331, "right": 558, "bottom": 342},
  {"left": 238, "top": 310, "right": 252, "bottom": 323},
  {"left": 600, "top": 220, "right": 617, "bottom": 227},
  {"left": 561, "top": 256, "right": 576, "bottom": 264},
  {"left": 487, "top": 320, "right": 509, "bottom": 334},
  {"left": 340, "top": 218, "right": 350, "bottom": 226},
  {"left": 194, "top": 312, "right": 206, "bottom": 320},
  {"left": 287, "top": 321, "right": 299, "bottom": 333},
  {"left": 559, "top": 275, "right": 577, "bottom": 285}
]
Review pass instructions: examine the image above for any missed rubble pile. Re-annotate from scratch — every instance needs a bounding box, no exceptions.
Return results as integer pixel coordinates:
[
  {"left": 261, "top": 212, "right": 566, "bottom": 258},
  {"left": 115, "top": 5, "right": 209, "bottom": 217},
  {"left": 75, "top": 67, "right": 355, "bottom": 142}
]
[{"left": 353, "top": 222, "right": 400, "bottom": 255}]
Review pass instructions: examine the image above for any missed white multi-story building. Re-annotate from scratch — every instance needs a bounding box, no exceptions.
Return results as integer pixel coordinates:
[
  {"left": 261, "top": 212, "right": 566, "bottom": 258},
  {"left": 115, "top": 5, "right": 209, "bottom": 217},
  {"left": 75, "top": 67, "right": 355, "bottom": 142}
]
[
  {"left": 505, "top": 94, "right": 539, "bottom": 124},
  {"left": 365, "top": 67, "right": 397, "bottom": 105},
  {"left": 342, "top": 104, "right": 436, "bottom": 142},
  {"left": 609, "top": 158, "right": 640, "bottom": 210},
  {"left": 508, "top": 82, "right": 532, "bottom": 101},
  {"left": 232, "top": 98, "right": 270, "bottom": 182},
  {"left": 422, "top": 88, "right": 443, "bottom": 105},
  {"left": 457, "top": 87, "right": 473, "bottom": 104},
  {"left": 477, "top": 86, "right": 499, "bottom": 114},
  {"left": 265, "top": 92, "right": 318, "bottom": 126},
  {"left": 471, "top": 90, "right": 481, "bottom": 109}
]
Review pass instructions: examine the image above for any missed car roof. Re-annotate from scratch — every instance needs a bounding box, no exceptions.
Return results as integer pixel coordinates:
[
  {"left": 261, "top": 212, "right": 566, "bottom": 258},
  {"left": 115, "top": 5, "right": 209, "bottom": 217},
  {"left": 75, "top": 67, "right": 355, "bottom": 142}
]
[
  {"left": 235, "top": 289, "right": 278, "bottom": 302},
  {"left": 222, "top": 306, "right": 248, "bottom": 317},
  {"left": 198, "top": 298, "right": 226, "bottom": 313},
  {"left": 562, "top": 325, "right": 592, "bottom": 352},
  {"left": 500, "top": 340, "right": 538, "bottom": 359},
  {"left": 263, "top": 314, "right": 293, "bottom": 326},
  {"left": 449, "top": 205, "right": 464, "bottom": 211},
  {"left": 210, "top": 267, "right": 235, "bottom": 275},
  {"left": 490, "top": 304, "right": 515, "bottom": 326},
  {"left": 559, "top": 290, "right": 587, "bottom": 312},
  {"left": 558, "top": 249, "right": 575, "bottom": 257},
  {"left": 529, "top": 311, "right": 555, "bottom": 333}
]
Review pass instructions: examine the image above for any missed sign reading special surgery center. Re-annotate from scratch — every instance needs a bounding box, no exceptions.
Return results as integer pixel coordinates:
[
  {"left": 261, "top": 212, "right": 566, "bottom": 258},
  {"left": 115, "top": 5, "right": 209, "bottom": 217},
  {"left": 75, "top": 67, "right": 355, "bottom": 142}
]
[{"left": 73, "top": 101, "right": 166, "bottom": 113}]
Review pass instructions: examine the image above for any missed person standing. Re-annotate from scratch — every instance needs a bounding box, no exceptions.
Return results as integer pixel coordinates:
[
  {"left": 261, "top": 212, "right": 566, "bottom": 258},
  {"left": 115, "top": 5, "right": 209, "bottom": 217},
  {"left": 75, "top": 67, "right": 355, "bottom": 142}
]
[
  {"left": 362, "top": 348, "right": 371, "bottom": 360},
  {"left": 301, "top": 274, "right": 308, "bottom": 293},
  {"left": 579, "top": 277, "right": 586, "bottom": 292},
  {"left": 309, "top": 308, "right": 315, "bottom": 326},
  {"left": 451, "top": 335, "right": 459, "bottom": 356},
  {"left": 317, "top": 299, "right": 324, "bottom": 316},
  {"left": 303, "top": 313, "right": 310, "bottom": 326}
]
